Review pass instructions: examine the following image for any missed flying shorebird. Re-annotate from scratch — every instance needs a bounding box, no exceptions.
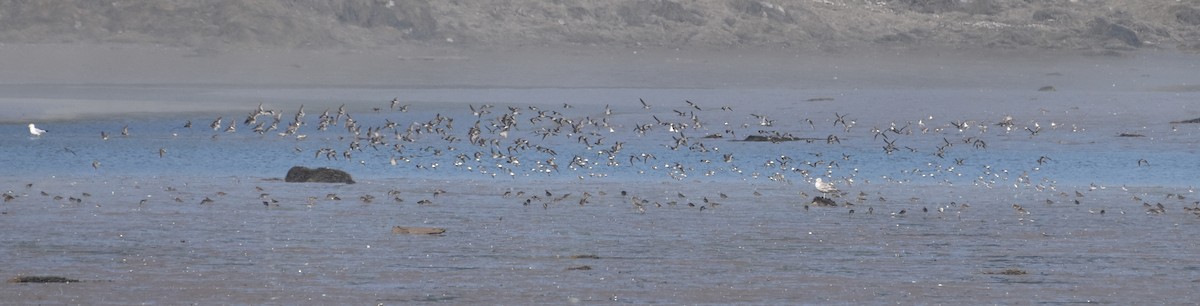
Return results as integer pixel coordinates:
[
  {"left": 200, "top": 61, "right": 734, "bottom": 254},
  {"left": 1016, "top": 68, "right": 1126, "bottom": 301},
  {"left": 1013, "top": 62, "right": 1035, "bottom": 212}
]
[
  {"left": 28, "top": 124, "right": 46, "bottom": 137},
  {"left": 815, "top": 178, "right": 838, "bottom": 196}
]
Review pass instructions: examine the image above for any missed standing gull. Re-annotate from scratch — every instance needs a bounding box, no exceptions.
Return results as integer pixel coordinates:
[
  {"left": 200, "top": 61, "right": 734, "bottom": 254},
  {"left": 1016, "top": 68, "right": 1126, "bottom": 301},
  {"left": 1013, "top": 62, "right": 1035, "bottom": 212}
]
[
  {"left": 815, "top": 178, "right": 838, "bottom": 196},
  {"left": 28, "top": 124, "right": 46, "bottom": 137}
]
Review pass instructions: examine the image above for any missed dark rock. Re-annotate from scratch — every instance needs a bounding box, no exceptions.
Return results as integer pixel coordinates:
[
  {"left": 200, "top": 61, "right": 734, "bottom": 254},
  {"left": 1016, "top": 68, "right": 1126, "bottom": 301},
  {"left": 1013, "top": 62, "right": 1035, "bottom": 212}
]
[
  {"left": 1171, "top": 5, "right": 1200, "bottom": 26},
  {"left": 567, "top": 6, "right": 591, "bottom": 19},
  {"left": 1088, "top": 18, "right": 1142, "bottom": 47},
  {"left": 1171, "top": 117, "right": 1200, "bottom": 124},
  {"left": 1032, "top": 10, "right": 1053, "bottom": 22},
  {"left": 1032, "top": 9, "right": 1073, "bottom": 23},
  {"left": 285, "top": 166, "right": 355, "bottom": 184},
  {"left": 811, "top": 196, "right": 837, "bottom": 207},
  {"left": 1118, "top": 133, "right": 1145, "bottom": 137}
]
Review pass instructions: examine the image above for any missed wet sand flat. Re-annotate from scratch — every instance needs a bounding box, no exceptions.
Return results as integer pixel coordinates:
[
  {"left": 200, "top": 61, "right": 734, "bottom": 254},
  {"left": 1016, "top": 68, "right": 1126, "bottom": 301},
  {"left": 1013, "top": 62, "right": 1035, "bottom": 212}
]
[{"left": 3, "top": 177, "right": 1199, "bottom": 304}]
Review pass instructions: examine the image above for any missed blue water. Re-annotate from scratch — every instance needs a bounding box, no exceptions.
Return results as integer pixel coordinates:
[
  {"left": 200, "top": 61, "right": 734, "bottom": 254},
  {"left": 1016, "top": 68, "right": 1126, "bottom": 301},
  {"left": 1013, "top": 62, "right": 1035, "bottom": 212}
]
[{"left": 4, "top": 86, "right": 1197, "bottom": 187}]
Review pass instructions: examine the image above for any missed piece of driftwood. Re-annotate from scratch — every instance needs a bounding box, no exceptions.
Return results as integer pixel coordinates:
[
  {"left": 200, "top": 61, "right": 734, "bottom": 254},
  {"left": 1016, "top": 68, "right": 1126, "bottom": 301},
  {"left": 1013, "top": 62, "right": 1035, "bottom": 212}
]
[
  {"left": 392, "top": 226, "right": 446, "bottom": 235},
  {"left": 8, "top": 276, "right": 80, "bottom": 283}
]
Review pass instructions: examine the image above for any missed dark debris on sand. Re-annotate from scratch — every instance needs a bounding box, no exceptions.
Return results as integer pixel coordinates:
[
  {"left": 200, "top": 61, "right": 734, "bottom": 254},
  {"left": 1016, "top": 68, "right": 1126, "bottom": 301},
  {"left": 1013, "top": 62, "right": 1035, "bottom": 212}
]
[
  {"left": 1171, "top": 117, "right": 1200, "bottom": 124},
  {"left": 8, "top": 276, "right": 80, "bottom": 283},
  {"left": 392, "top": 226, "right": 446, "bottom": 235},
  {"left": 741, "top": 135, "right": 823, "bottom": 143},
  {"left": 983, "top": 269, "right": 1028, "bottom": 275}
]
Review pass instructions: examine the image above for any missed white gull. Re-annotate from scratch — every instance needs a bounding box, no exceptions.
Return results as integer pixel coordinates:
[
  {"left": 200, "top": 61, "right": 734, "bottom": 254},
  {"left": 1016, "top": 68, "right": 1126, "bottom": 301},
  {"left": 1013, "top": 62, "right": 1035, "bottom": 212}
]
[{"left": 28, "top": 123, "right": 47, "bottom": 137}]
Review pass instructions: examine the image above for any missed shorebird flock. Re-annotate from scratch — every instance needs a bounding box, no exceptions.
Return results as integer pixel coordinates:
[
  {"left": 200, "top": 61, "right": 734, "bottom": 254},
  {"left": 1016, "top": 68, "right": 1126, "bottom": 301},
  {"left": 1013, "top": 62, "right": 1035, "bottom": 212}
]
[{"left": 12, "top": 96, "right": 1199, "bottom": 218}]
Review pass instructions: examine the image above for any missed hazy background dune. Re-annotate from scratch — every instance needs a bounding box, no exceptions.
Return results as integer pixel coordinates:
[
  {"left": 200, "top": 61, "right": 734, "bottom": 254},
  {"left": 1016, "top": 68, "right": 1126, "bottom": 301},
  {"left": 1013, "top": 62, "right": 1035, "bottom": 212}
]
[
  {"left": 2, "top": 0, "right": 1198, "bottom": 52},
  {"left": 1, "top": 0, "right": 1198, "bottom": 121}
]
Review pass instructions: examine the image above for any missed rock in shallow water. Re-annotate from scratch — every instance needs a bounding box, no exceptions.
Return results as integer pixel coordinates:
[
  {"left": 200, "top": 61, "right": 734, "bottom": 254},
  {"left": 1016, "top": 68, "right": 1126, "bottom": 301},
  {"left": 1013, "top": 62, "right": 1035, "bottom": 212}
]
[
  {"left": 284, "top": 166, "right": 355, "bottom": 184},
  {"left": 810, "top": 196, "right": 838, "bottom": 207}
]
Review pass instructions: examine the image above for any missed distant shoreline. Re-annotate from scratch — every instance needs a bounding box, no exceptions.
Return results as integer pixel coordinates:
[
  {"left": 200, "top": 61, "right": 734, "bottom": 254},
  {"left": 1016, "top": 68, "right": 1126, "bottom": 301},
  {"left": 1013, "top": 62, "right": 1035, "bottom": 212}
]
[
  {"left": 1, "top": 43, "right": 1196, "bottom": 123},
  {"left": 2, "top": 42, "right": 1195, "bottom": 86}
]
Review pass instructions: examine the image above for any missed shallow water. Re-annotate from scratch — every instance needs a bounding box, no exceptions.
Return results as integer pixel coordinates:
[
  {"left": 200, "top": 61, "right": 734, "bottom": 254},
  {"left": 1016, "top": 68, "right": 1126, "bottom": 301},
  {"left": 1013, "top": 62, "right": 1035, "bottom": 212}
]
[{"left": 4, "top": 52, "right": 1200, "bottom": 304}]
